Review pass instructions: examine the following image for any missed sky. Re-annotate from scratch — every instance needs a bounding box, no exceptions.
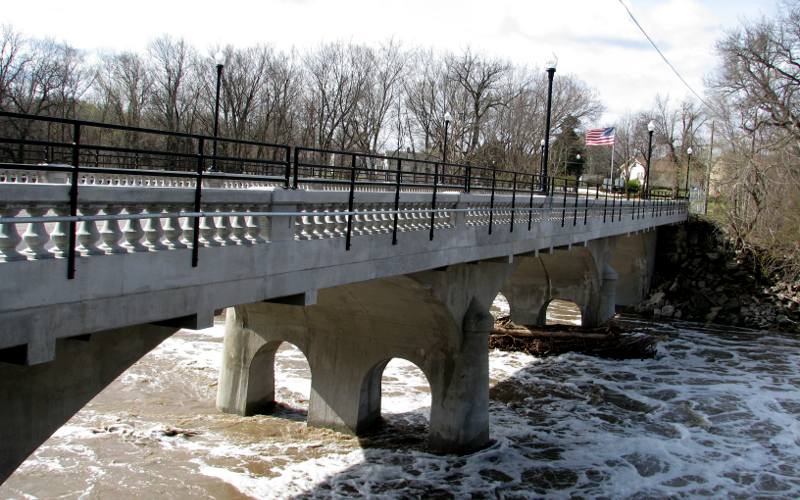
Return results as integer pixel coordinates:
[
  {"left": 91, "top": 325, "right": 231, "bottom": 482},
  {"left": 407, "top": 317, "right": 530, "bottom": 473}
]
[{"left": 2, "top": 0, "right": 779, "bottom": 124}]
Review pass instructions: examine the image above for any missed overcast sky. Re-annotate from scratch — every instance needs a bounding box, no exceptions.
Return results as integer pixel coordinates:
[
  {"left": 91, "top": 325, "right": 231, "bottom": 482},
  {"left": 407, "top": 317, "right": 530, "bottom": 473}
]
[{"left": 3, "top": 0, "right": 778, "bottom": 124}]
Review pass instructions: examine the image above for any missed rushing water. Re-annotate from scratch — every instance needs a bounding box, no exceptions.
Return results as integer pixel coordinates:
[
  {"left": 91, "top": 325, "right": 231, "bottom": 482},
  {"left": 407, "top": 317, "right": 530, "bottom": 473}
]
[{"left": 2, "top": 300, "right": 800, "bottom": 499}]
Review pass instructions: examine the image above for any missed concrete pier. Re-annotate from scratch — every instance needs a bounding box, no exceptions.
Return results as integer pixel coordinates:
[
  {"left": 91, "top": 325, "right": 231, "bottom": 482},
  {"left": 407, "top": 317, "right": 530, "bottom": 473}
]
[{"left": 217, "top": 260, "right": 513, "bottom": 453}]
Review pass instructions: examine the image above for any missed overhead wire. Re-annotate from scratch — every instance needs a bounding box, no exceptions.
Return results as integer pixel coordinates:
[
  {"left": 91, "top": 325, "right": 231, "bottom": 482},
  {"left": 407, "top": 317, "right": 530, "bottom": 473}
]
[{"left": 616, "top": 0, "right": 719, "bottom": 114}]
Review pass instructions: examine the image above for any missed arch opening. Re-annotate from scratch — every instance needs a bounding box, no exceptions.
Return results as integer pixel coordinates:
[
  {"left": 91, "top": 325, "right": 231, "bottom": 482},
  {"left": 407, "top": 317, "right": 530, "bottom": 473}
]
[
  {"left": 358, "top": 357, "right": 432, "bottom": 444},
  {"left": 491, "top": 292, "right": 510, "bottom": 320},
  {"left": 248, "top": 340, "right": 311, "bottom": 416},
  {"left": 545, "top": 299, "right": 583, "bottom": 327}
]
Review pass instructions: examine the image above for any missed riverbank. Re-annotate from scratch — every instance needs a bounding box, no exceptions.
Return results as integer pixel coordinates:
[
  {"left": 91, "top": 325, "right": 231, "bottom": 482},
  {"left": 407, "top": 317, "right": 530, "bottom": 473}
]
[{"left": 635, "top": 218, "right": 800, "bottom": 333}]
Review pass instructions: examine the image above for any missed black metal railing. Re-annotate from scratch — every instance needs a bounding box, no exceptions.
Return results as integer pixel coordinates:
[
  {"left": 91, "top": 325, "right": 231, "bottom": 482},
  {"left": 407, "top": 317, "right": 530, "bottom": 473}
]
[{"left": 0, "top": 111, "right": 688, "bottom": 278}]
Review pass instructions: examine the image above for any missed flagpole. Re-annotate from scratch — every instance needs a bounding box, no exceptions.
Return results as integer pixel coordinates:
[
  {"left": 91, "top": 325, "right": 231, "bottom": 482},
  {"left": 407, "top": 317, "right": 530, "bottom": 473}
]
[{"left": 609, "top": 141, "right": 615, "bottom": 192}]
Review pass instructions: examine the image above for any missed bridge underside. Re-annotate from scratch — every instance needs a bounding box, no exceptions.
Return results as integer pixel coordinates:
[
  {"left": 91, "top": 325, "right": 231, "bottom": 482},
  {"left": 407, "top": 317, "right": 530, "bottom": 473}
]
[{"left": 216, "top": 260, "right": 512, "bottom": 453}]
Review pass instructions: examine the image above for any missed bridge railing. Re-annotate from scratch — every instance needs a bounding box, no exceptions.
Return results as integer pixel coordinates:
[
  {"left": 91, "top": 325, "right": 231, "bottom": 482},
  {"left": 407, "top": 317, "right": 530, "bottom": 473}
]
[{"left": 0, "top": 111, "right": 689, "bottom": 279}]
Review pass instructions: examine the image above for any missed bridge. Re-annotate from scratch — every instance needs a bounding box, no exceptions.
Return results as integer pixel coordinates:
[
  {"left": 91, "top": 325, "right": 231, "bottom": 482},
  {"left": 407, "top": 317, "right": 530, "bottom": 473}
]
[{"left": 0, "top": 112, "right": 687, "bottom": 482}]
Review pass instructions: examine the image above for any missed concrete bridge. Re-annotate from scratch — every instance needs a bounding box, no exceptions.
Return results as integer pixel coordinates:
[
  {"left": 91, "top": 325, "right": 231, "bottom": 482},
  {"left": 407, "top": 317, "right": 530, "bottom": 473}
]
[{"left": 0, "top": 112, "right": 687, "bottom": 482}]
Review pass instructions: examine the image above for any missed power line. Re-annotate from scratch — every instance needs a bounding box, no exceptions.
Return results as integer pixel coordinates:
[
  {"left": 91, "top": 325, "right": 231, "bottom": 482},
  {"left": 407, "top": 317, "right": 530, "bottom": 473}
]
[{"left": 617, "top": 0, "right": 717, "bottom": 113}]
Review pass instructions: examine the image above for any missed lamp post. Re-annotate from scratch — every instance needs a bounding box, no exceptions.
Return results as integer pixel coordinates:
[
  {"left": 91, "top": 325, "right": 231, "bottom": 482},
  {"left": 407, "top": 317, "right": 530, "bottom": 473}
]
[
  {"left": 442, "top": 111, "right": 451, "bottom": 165},
  {"left": 539, "top": 138, "right": 545, "bottom": 183},
  {"left": 645, "top": 120, "right": 654, "bottom": 198},
  {"left": 211, "top": 51, "right": 224, "bottom": 172},
  {"left": 542, "top": 56, "right": 557, "bottom": 191},
  {"left": 685, "top": 146, "right": 693, "bottom": 198},
  {"left": 574, "top": 153, "right": 581, "bottom": 192}
]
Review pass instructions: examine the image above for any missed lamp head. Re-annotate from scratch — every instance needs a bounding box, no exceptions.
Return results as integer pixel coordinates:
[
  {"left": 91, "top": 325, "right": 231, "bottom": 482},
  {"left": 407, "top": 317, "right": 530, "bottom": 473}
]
[
  {"left": 214, "top": 51, "right": 224, "bottom": 66},
  {"left": 576, "top": 154, "right": 581, "bottom": 160},
  {"left": 540, "top": 139, "right": 546, "bottom": 147},
  {"left": 687, "top": 147, "right": 693, "bottom": 156},
  {"left": 444, "top": 111, "right": 452, "bottom": 123},
  {"left": 647, "top": 120, "right": 655, "bottom": 132},
  {"left": 545, "top": 54, "right": 558, "bottom": 71}
]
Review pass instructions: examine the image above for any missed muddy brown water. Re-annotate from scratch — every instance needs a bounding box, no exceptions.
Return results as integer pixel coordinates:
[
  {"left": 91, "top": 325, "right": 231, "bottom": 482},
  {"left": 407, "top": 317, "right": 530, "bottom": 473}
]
[{"left": 3, "top": 300, "right": 800, "bottom": 498}]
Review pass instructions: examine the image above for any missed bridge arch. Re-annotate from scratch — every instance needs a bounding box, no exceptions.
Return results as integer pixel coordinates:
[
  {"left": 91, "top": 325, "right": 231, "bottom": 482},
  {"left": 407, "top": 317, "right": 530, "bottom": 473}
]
[
  {"left": 359, "top": 356, "right": 433, "bottom": 432},
  {"left": 543, "top": 298, "right": 583, "bottom": 326},
  {"left": 245, "top": 340, "right": 311, "bottom": 416}
]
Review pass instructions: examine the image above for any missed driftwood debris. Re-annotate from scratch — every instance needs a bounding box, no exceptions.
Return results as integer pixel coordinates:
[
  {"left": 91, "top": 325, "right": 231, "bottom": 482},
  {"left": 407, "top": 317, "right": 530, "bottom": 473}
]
[{"left": 490, "top": 316, "right": 658, "bottom": 359}]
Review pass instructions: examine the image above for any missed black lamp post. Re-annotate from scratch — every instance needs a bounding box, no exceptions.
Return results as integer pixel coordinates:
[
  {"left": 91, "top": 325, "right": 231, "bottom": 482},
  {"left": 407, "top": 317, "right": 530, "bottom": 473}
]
[
  {"left": 574, "top": 153, "right": 581, "bottom": 192},
  {"left": 442, "top": 111, "right": 451, "bottom": 165},
  {"left": 211, "top": 52, "right": 224, "bottom": 172},
  {"left": 685, "top": 146, "right": 693, "bottom": 199},
  {"left": 539, "top": 139, "right": 545, "bottom": 181},
  {"left": 645, "top": 120, "right": 654, "bottom": 198},
  {"left": 542, "top": 57, "right": 557, "bottom": 191}
]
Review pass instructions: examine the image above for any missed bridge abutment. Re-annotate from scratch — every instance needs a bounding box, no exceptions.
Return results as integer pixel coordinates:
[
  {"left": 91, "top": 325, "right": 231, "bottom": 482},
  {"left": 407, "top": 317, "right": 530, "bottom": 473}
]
[{"left": 216, "top": 260, "right": 513, "bottom": 454}]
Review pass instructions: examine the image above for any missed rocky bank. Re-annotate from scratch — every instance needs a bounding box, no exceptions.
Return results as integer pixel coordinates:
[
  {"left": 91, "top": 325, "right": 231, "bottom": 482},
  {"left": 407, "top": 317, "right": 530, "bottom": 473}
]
[{"left": 635, "top": 218, "right": 800, "bottom": 333}]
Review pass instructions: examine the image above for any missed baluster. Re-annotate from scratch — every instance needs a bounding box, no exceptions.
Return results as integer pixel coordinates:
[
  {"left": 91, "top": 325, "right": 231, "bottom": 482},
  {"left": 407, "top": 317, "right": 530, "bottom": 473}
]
[
  {"left": 100, "top": 205, "right": 127, "bottom": 255},
  {"left": 351, "top": 205, "right": 364, "bottom": 236},
  {"left": 230, "top": 205, "right": 249, "bottom": 246},
  {"left": 181, "top": 212, "right": 195, "bottom": 248},
  {"left": 245, "top": 210, "right": 266, "bottom": 244},
  {"left": 143, "top": 205, "right": 167, "bottom": 251},
  {"left": 121, "top": 206, "right": 147, "bottom": 252},
  {"left": 198, "top": 207, "right": 220, "bottom": 247},
  {"left": 296, "top": 208, "right": 313, "bottom": 240},
  {"left": 366, "top": 204, "right": 379, "bottom": 235},
  {"left": 322, "top": 204, "right": 336, "bottom": 239},
  {"left": 397, "top": 204, "right": 409, "bottom": 232},
  {"left": 310, "top": 206, "right": 325, "bottom": 239},
  {"left": 379, "top": 205, "right": 392, "bottom": 233},
  {"left": 76, "top": 206, "right": 104, "bottom": 256},
  {"left": 216, "top": 205, "right": 234, "bottom": 246},
  {"left": 50, "top": 206, "right": 71, "bottom": 258},
  {"left": 408, "top": 203, "right": 420, "bottom": 231},
  {"left": 162, "top": 205, "right": 187, "bottom": 250},
  {"left": 22, "top": 206, "right": 53, "bottom": 260},
  {"left": 333, "top": 204, "right": 347, "bottom": 237}
]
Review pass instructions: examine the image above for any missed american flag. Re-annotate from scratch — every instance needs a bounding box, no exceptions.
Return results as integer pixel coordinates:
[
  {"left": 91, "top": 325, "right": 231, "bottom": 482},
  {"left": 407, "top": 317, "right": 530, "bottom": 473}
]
[{"left": 585, "top": 127, "right": 615, "bottom": 146}]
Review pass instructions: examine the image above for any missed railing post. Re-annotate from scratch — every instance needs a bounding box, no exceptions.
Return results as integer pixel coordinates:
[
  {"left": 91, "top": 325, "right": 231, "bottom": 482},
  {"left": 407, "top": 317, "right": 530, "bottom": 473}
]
[
  {"left": 284, "top": 147, "right": 291, "bottom": 189},
  {"left": 573, "top": 180, "right": 579, "bottom": 226},
  {"left": 584, "top": 182, "right": 589, "bottom": 225},
  {"left": 488, "top": 166, "right": 496, "bottom": 235},
  {"left": 527, "top": 173, "right": 535, "bottom": 231},
  {"left": 561, "top": 178, "right": 567, "bottom": 227},
  {"left": 595, "top": 183, "right": 599, "bottom": 200},
  {"left": 192, "top": 137, "right": 205, "bottom": 267},
  {"left": 610, "top": 187, "right": 617, "bottom": 223},
  {"left": 464, "top": 164, "right": 471, "bottom": 192},
  {"left": 510, "top": 172, "right": 517, "bottom": 232},
  {"left": 392, "top": 159, "right": 402, "bottom": 245},
  {"left": 345, "top": 154, "right": 357, "bottom": 251},
  {"left": 429, "top": 162, "right": 439, "bottom": 240},
  {"left": 603, "top": 185, "right": 609, "bottom": 223},
  {"left": 292, "top": 147, "right": 300, "bottom": 189},
  {"left": 67, "top": 122, "right": 81, "bottom": 279}
]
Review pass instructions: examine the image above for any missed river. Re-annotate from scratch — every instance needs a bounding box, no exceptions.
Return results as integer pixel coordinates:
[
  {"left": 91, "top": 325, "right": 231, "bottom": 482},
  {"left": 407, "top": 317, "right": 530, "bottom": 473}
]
[{"left": 2, "top": 300, "right": 800, "bottom": 498}]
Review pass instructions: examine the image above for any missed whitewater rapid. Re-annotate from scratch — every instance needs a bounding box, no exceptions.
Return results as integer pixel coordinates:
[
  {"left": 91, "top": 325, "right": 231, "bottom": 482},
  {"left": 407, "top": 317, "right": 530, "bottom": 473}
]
[{"left": 2, "top": 304, "right": 800, "bottom": 498}]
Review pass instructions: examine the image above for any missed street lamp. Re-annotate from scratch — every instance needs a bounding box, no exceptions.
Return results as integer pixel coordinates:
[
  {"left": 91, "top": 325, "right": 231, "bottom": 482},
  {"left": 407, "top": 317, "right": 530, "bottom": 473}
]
[
  {"left": 645, "top": 120, "right": 654, "bottom": 198},
  {"left": 539, "top": 138, "right": 545, "bottom": 183},
  {"left": 574, "top": 153, "right": 582, "bottom": 192},
  {"left": 443, "top": 111, "right": 452, "bottom": 165},
  {"left": 542, "top": 56, "right": 557, "bottom": 191},
  {"left": 211, "top": 51, "right": 224, "bottom": 172},
  {"left": 685, "top": 146, "right": 693, "bottom": 198}
]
